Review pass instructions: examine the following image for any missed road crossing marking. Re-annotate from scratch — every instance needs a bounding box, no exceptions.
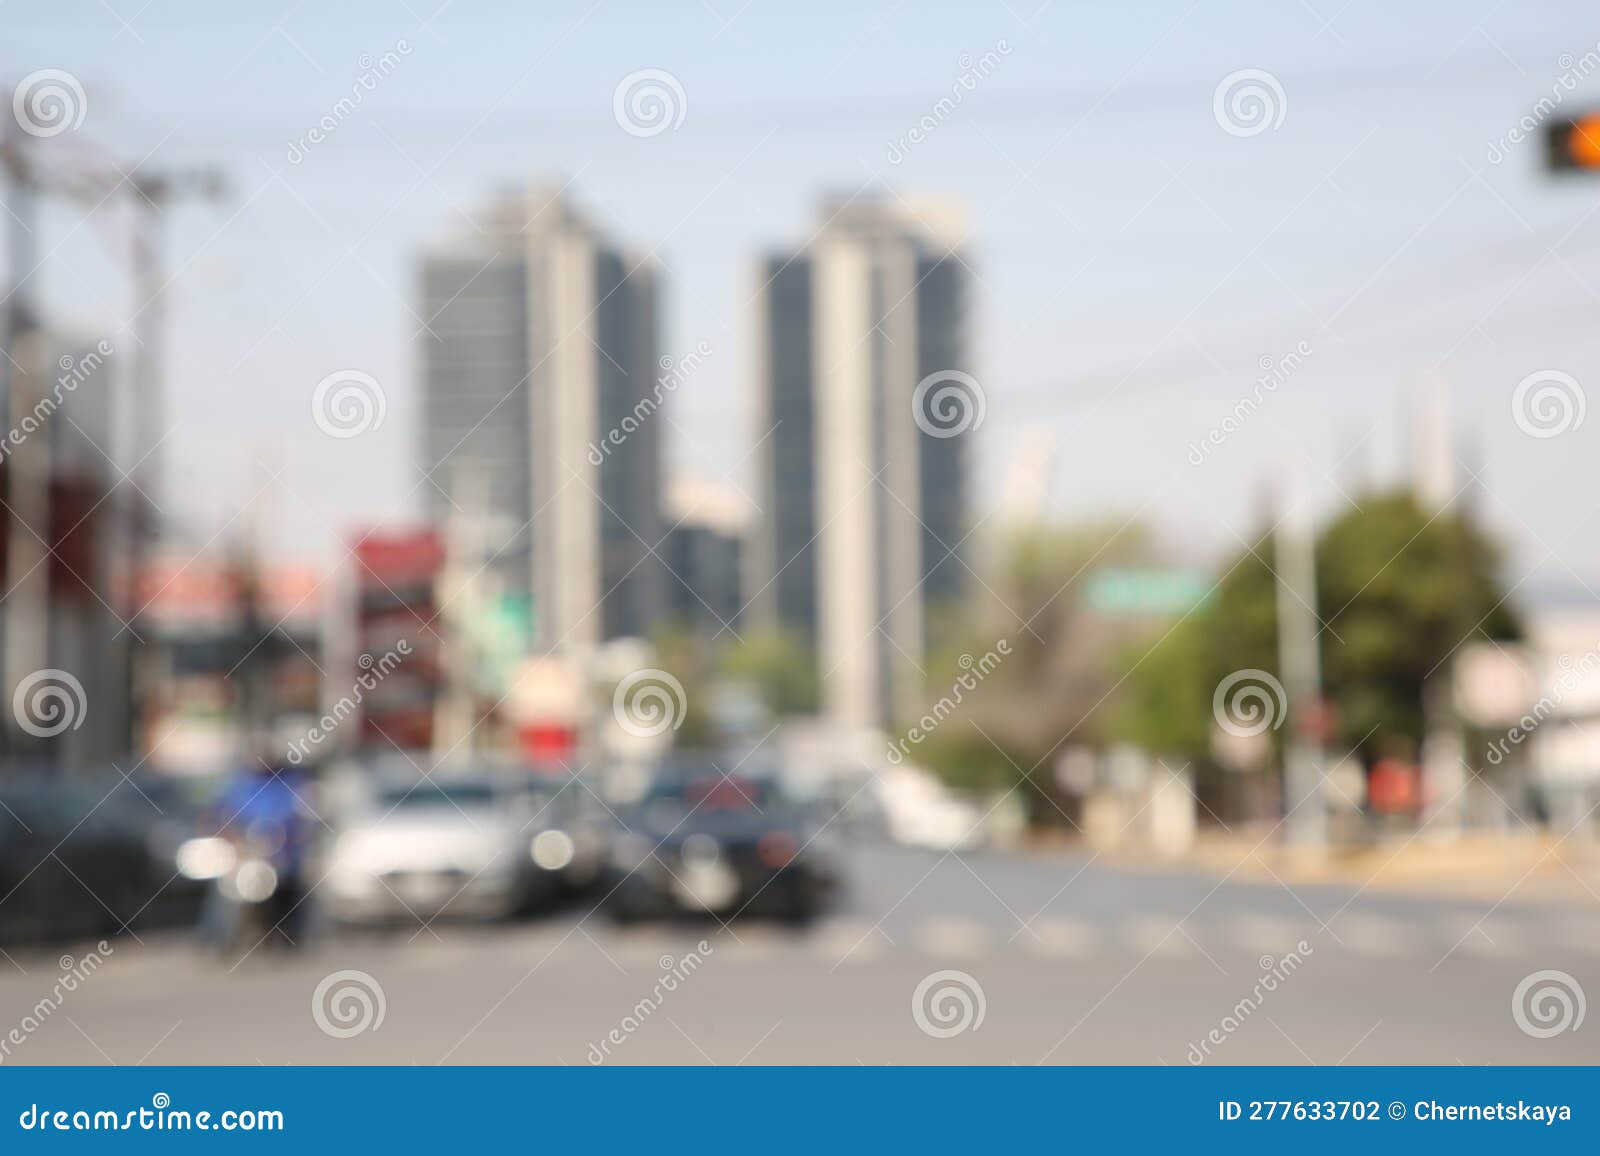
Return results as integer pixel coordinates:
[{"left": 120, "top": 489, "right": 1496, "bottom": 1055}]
[
  {"left": 1328, "top": 913, "right": 1411, "bottom": 958},
  {"left": 1226, "top": 915, "right": 1312, "bottom": 956},
  {"left": 813, "top": 918, "right": 890, "bottom": 964},
  {"left": 1021, "top": 915, "right": 1099, "bottom": 958},
  {"left": 43, "top": 906, "right": 1581, "bottom": 980},
  {"left": 912, "top": 916, "right": 992, "bottom": 959},
  {"left": 1441, "top": 917, "right": 1520, "bottom": 959},
  {"left": 1122, "top": 915, "right": 1195, "bottom": 958}
]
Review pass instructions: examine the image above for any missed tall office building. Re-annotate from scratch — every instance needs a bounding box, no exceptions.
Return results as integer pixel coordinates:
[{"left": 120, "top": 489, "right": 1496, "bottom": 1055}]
[
  {"left": 661, "top": 477, "right": 747, "bottom": 641},
  {"left": 419, "top": 185, "right": 663, "bottom": 655},
  {"left": 747, "top": 196, "right": 972, "bottom": 731}
]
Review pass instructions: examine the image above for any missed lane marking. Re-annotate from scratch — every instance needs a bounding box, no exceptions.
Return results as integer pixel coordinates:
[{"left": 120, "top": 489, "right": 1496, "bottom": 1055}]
[{"left": 912, "top": 916, "right": 992, "bottom": 959}]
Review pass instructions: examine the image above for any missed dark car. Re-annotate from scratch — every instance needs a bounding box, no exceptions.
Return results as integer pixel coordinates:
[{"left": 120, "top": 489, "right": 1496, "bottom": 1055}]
[
  {"left": 0, "top": 772, "right": 161, "bottom": 944},
  {"left": 602, "top": 769, "right": 840, "bottom": 925},
  {"left": 114, "top": 771, "right": 228, "bottom": 929}
]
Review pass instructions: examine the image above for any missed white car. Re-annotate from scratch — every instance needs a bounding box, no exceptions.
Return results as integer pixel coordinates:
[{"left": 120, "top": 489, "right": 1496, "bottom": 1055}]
[
  {"left": 324, "top": 774, "right": 573, "bottom": 925},
  {"left": 873, "top": 767, "right": 987, "bottom": 851}
]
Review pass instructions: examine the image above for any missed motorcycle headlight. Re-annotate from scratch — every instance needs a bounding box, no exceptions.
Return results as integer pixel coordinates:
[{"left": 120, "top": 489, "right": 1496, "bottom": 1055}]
[
  {"left": 233, "top": 861, "right": 278, "bottom": 903},
  {"left": 176, "top": 836, "right": 237, "bottom": 881},
  {"left": 531, "top": 829, "right": 575, "bottom": 871}
]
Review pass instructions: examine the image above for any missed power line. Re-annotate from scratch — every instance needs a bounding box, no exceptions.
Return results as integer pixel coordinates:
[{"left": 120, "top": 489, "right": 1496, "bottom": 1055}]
[
  {"left": 997, "top": 208, "right": 1600, "bottom": 413},
  {"left": 93, "top": 56, "right": 1547, "bottom": 149}
]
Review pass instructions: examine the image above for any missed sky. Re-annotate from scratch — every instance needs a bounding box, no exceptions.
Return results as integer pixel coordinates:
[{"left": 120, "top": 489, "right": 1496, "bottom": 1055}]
[{"left": 6, "top": 0, "right": 1600, "bottom": 593}]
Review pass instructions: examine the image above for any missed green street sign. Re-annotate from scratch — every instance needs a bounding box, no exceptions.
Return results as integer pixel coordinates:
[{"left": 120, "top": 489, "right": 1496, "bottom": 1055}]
[{"left": 1086, "top": 568, "right": 1212, "bottom": 616}]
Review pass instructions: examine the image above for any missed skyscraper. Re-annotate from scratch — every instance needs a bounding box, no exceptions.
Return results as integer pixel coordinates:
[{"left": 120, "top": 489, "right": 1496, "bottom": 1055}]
[
  {"left": 661, "top": 476, "right": 747, "bottom": 641},
  {"left": 419, "top": 185, "right": 663, "bottom": 655},
  {"left": 747, "top": 196, "right": 973, "bottom": 731}
]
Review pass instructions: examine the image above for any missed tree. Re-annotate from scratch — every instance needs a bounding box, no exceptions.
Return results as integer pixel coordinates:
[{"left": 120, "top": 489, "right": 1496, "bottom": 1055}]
[
  {"left": 1117, "top": 490, "right": 1519, "bottom": 767},
  {"left": 1317, "top": 492, "right": 1518, "bottom": 752},
  {"left": 716, "top": 627, "right": 818, "bottom": 717},
  {"left": 647, "top": 624, "right": 718, "bottom": 749},
  {"left": 909, "top": 518, "right": 1157, "bottom": 821}
]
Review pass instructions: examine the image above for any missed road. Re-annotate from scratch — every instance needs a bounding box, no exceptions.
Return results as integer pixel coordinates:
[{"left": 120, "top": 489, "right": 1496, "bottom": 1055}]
[{"left": 1, "top": 842, "right": 1595, "bottom": 1065}]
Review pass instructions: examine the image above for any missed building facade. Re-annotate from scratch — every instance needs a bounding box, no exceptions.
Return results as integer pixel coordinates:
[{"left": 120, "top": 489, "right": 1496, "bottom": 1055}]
[
  {"left": 0, "top": 333, "right": 133, "bottom": 769},
  {"left": 419, "top": 186, "right": 663, "bottom": 655},
  {"left": 747, "top": 197, "right": 973, "bottom": 730},
  {"left": 661, "top": 477, "right": 747, "bottom": 642}
]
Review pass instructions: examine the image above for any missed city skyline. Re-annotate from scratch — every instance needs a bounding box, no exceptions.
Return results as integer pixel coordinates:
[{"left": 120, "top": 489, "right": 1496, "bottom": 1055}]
[
  {"left": 6, "top": 2, "right": 1600, "bottom": 595},
  {"left": 415, "top": 182, "right": 981, "bottom": 727}
]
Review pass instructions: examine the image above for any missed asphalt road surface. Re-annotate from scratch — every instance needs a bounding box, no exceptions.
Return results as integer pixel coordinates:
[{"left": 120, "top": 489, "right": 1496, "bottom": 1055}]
[{"left": 2, "top": 842, "right": 1596, "bottom": 1065}]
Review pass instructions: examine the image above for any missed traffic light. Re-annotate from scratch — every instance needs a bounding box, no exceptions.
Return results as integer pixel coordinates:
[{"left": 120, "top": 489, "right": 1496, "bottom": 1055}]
[{"left": 1546, "top": 113, "right": 1600, "bottom": 172}]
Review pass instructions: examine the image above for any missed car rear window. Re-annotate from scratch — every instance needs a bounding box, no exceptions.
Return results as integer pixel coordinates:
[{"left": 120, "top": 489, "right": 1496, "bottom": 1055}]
[{"left": 378, "top": 782, "right": 497, "bottom": 809}]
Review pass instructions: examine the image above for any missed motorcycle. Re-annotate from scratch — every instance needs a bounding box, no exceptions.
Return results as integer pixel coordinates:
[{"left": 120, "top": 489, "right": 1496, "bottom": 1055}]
[{"left": 177, "top": 818, "right": 306, "bottom": 956}]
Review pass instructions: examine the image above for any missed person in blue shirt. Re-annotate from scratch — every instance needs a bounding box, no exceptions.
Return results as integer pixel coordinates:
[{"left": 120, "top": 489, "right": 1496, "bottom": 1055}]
[{"left": 199, "top": 747, "right": 319, "bottom": 952}]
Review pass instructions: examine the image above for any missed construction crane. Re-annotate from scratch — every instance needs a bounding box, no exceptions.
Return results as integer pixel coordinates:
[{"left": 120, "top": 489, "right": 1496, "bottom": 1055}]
[{"left": 0, "top": 106, "right": 224, "bottom": 756}]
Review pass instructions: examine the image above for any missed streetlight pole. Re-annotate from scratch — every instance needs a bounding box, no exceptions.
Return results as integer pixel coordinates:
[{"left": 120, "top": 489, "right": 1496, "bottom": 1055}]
[
  {"left": 1275, "top": 476, "right": 1327, "bottom": 851},
  {"left": 118, "top": 166, "right": 224, "bottom": 754}
]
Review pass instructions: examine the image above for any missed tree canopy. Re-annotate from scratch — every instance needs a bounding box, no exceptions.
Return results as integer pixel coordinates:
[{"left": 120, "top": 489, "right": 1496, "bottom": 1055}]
[{"left": 1116, "top": 491, "right": 1519, "bottom": 764}]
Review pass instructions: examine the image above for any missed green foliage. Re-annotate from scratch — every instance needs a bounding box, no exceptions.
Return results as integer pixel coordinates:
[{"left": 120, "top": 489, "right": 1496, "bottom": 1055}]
[
  {"left": 915, "top": 727, "right": 1033, "bottom": 796},
  {"left": 647, "top": 624, "right": 717, "bottom": 748},
  {"left": 1112, "top": 535, "right": 1280, "bottom": 762},
  {"left": 1317, "top": 493, "right": 1517, "bottom": 751},
  {"left": 1108, "top": 617, "right": 1212, "bottom": 756},
  {"left": 716, "top": 626, "right": 818, "bottom": 717},
  {"left": 907, "top": 518, "right": 1154, "bottom": 820},
  {"left": 1117, "top": 491, "right": 1519, "bottom": 763}
]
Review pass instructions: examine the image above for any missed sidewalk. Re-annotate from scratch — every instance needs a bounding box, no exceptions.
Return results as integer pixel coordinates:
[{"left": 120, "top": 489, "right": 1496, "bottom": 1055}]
[{"left": 1052, "top": 828, "right": 1600, "bottom": 905}]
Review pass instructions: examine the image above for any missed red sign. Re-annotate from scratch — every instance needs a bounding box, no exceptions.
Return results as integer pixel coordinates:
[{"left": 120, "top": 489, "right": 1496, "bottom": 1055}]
[
  {"left": 518, "top": 723, "right": 578, "bottom": 761},
  {"left": 352, "top": 530, "right": 444, "bottom": 584}
]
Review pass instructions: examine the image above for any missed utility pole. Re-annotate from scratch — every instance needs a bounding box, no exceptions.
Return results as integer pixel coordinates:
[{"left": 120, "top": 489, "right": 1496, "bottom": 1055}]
[
  {"left": 123, "top": 167, "right": 224, "bottom": 530},
  {"left": 435, "top": 467, "right": 492, "bottom": 760},
  {"left": 1275, "top": 476, "right": 1327, "bottom": 851},
  {"left": 0, "top": 105, "right": 224, "bottom": 758},
  {"left": 119, "top": 166, "right": 224, "bottom": 757}
]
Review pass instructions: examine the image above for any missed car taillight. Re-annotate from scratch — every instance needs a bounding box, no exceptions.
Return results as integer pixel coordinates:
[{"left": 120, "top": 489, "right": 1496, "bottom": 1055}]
[{"left": 757, "top": 830, "right": 797, "bottom": 869}]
